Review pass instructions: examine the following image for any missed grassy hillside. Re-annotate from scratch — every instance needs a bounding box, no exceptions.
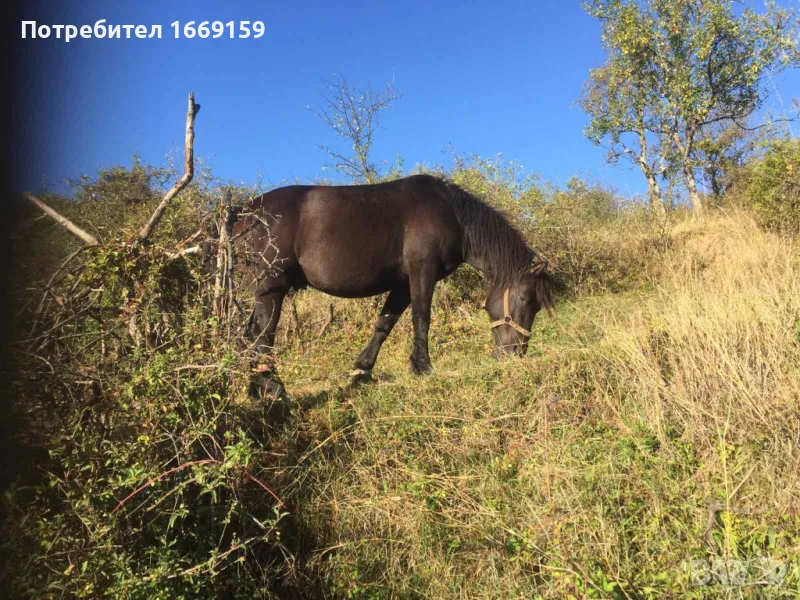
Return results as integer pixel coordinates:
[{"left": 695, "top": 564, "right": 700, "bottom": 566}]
[
  {"left": 263, "top": 211, "right": 800, "bottom": 598},
  {"left": 3, "top": 160, "right": 799, "bottom": 598}
]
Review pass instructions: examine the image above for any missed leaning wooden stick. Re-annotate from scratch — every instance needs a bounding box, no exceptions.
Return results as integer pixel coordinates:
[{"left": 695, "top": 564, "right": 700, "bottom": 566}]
[
  {"left": 23, "top": 193, "right": 99, "bottom": 247},
  {"left": 138, "top": 92, "right": 201, "bottom": 243}
]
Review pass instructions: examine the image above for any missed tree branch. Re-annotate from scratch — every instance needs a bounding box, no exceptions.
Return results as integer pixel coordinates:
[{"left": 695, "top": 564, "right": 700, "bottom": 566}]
[
  {"left": 138, "top": 93, "right": 200, "bottom": 243},
  {"left": 23, "top": 193, "right": 99, "bottom": 247}
]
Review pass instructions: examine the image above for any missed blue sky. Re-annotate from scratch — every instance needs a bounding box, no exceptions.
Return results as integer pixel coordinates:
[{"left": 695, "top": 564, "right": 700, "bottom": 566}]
[{"left": 16, "top": 0, "right": 800, "bottom": 198}]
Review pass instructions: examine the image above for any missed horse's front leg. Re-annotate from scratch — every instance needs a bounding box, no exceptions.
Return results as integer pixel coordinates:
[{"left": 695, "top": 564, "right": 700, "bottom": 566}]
[
  {"left": 248, "top": 286, "right": 288, "bottom": 399},
  {"left": 408, "top": 264, "right": 436, "bottom": 375},
  {"left": 351, "top": 285, "right": 411, "bottom": 382}
]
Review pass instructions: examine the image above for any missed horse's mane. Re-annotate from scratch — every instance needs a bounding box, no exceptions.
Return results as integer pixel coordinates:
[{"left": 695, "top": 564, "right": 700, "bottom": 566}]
[
  {"left": 435, "top": 177, "right": 554, "bottom": 312},
  {"left": 439, "top": 179, "right": 532, "bottom": 287}
]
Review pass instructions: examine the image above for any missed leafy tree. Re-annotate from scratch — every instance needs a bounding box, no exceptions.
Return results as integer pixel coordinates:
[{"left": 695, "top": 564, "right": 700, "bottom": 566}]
[
  {"left": 580, "top": 51, "right": 669, "bottom": 217},
  {"left": 694, "top": 122, "right": 757, "bottom": 198},
  {"left": 736, "top": 137, "right": 800, "bottom": 233},
  {"left": 308, "top": 74, "right": 402, "bottom": 183},
  {"left": 582, "top": 0, "right": 799, "bottom": 218}
]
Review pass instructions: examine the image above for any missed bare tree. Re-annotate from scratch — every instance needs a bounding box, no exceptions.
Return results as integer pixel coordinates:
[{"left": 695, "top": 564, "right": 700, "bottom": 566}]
[{"left": 308, "top": 73, "right": 401, "bottom": 183}]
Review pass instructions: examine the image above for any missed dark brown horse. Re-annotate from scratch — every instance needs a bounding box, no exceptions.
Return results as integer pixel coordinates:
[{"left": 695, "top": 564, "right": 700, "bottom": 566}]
[{"left": 234, "top": 174, "right": 553, "bottom": 397}]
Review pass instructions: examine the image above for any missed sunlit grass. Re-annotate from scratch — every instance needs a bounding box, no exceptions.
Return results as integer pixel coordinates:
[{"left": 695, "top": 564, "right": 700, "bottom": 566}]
[{"left": 265, "top": 211, "right": 800, "bottom": 598}]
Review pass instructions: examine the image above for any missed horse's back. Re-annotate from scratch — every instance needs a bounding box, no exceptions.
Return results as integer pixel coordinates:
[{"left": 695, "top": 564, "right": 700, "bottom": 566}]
[
  {"left": 243, "top": 176, "right": 463, "bottom": 296},
  {"left": 294, "top": 182, "right": 411, "bottom": 295}
]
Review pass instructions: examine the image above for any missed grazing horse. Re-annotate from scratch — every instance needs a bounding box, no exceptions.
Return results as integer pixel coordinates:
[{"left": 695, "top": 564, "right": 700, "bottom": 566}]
[{"left": 234, "top": 174, "right": 553, "bottom": 397}]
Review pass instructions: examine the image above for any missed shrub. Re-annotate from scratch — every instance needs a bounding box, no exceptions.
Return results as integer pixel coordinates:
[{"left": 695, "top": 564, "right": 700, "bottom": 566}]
[
  {"left": 523, "top": 178, "right": 665, "bottom": 295},
  {"left": 3, "top": 163, "right": 293, "bottom": 598},
  {"left": 2, "top": 241, "right": 292, "bottom": 599},
  {"left": 734, "top": 138, "right": 800, "bottom": 234}
]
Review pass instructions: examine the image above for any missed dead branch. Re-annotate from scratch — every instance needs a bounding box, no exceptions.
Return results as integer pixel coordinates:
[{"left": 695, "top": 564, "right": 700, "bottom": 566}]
[
  {"left": 112, "top": 459, "right": 219, "bottom": 514},
  {"left": 138, "top": 93, "right": 201, "bottom": 243},
  {"left": 23, "top": 193, "right": 99, "bottom": 247},
  {"left": 165, "top": 245, "right": 201, "bottom": 260},
  {"left": 212, "top": 202, "right": 237, "bottom": 324},
  {"left": 315, "top": 303, "right": 334, "bottom": 343},
  {"left": 704, "top": 500, "right": 767, "bottom": 553}
]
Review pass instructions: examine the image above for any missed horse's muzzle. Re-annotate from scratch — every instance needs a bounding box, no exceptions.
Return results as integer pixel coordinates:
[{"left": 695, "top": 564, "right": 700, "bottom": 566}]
[{"left": 493, "top": 342, "right": 527, "bottom": 360}]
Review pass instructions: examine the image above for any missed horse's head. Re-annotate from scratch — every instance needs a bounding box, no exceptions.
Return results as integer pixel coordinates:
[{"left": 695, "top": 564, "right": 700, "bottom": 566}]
[{"left": 483, "top": 259, "right": 553, "bottom": 357}]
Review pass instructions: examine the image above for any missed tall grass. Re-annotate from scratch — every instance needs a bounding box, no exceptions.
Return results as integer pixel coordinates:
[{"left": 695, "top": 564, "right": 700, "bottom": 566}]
[
  {"left": 6, "top": 157, "right": 800, "bottom": 598},
  {"left": 271, "top": 210, "right": 800, "bottom": 598}
]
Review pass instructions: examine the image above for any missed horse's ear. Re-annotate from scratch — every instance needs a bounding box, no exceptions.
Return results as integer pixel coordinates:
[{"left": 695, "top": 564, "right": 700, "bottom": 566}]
[{"left": 529, "top": 259, "right": 548, "bottom": 275}]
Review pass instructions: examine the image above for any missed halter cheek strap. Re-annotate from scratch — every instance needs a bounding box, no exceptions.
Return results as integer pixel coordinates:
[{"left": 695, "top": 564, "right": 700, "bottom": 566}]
[{"left": 485, "top": 288, "right": 532, "bottom": 338}]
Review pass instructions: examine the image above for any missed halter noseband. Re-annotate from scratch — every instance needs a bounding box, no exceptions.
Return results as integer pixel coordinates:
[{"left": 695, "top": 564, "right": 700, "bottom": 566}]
[{"left": 485, "top": 287, "right": 532, "bottom": 338}]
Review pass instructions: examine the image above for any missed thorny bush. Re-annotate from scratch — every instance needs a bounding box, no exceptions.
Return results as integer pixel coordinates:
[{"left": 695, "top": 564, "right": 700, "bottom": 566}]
[{"left": 3, "top": 217, "right": 291, "bottom": 598}]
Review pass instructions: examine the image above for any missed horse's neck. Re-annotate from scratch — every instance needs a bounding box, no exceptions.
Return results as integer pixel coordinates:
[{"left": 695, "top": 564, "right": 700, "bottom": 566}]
[
  {"left": 461, "top": 226, "right": 530, "bottom": 285},
  {"left": 464, "top": 249, "right": 489, "bottom": 275},
  {"left": 462, "top": 231, "right": 498, "bottom": 279}
]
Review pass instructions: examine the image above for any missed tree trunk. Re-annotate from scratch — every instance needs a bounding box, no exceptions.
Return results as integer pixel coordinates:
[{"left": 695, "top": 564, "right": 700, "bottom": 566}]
[
  {"left": 637, "top": 128, "right": 666, "bottom": 220},
  {"left": 710, "top": 171, "right": 722, "bottom": 198},
  {"left": 683, "top": 167, "right": 703, "bottom": 219},
  {"left": 646, "top": 173, "right": 667, "bottom": 220},
  {"left": 674, "top": 131, "right": 703, "bottom": 219}
]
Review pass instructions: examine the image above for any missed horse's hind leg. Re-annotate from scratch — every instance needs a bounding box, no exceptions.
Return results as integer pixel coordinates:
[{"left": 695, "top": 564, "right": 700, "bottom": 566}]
[
  {"left": 408, "top": 263, "right": 436, "bottom": 375},
  {"left": 248, "top": 283, "right": 289, "bottom": 399},
  {"left": 351, "top": 286, "right": 411, "bottom": 382}
]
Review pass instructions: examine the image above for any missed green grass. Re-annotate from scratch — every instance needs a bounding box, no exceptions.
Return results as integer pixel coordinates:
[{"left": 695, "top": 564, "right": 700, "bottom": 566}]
[
  {"left": 251, "top": 214, "right": 800, "bottom": 599},
  {"left": 7, "top": 206, "right": 799, "bottom": 599}
]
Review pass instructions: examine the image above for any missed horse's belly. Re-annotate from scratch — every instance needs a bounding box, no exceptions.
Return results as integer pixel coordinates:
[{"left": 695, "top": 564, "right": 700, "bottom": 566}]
[
  {"left": 298, "top": 250, "right": 405, "bottom": 298},
  {"left": 295, "top": 194, "right": 407, "bottom": 297}
]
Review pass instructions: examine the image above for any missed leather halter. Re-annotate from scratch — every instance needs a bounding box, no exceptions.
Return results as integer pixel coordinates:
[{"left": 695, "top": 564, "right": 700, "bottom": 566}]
[{"left": 485, "top": 287, "right": 532, "bottom": 338}]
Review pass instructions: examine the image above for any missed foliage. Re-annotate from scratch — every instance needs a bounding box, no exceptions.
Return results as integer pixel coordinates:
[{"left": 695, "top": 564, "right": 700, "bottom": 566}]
[
  {"left": 3, "top": 161, "right": 293, "bottom": 598},
  {"left": 694, "top": 122, "right": 757, "bottom": 198},
  {"left": 59, "top": 156, "right": 170, "bottom": 239},
  {"left": 530, "top": 178, "right": 664, "bottom": 295},
  {"left": 732, "top": 137, "right": 800, "bottom": 234},
  {"left": 582, "top": 0, "right": 799, "bottom": 216},
  {"left": 578, "top": 6, "right": 670, "bottom": 214}
]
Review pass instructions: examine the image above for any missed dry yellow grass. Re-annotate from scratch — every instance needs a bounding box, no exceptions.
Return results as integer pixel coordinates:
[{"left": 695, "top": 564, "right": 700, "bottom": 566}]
[
  {"left": 608, "top": 211, "right": 800, "bottom": 445},
  {"left": 265, "top": 211, "right": 800, "bottom": 598}
]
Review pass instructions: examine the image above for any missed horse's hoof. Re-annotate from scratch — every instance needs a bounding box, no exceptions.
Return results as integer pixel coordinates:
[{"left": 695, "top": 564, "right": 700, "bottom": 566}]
[
  {"left": 410, "top": 361, "right": 434, "bottom": 376},
  {"left": 349, "top": 368, "right": 373, "bottom": 385},
  {"left": 250, "top": 377, "right": 291, "bottom": 402}
]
